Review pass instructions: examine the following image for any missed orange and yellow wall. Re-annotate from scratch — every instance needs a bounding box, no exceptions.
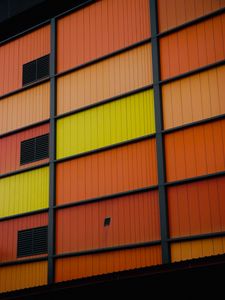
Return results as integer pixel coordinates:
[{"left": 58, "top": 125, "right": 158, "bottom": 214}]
[{"left": 0, "top": 0, "right": 225, "bottom": 294}]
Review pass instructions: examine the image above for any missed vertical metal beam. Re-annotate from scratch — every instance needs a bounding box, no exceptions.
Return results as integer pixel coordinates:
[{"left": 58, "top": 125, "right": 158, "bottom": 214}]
[
  {"left": 149, "top": 0, "right": 170, "bottom": 264},
  {"left": 48, "top": 17, "right": 56, "bottom": 284}
]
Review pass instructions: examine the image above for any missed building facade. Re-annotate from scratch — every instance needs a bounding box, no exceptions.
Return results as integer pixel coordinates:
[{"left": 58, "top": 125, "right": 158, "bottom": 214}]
[{"left": 0, "top": 0, "right": 225, "bottom": 296}]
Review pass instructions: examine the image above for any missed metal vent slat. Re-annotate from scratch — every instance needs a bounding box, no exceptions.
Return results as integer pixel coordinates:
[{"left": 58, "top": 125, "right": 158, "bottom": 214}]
[
  {"left": 17, "top": 226, "right": 48, "bottom": 258},
  {"left": 37, "top": 55, "right": 49, "bottom": 80},
  {"left": 22, "top": 60, "right": 36, "bottom": 85},
  {"left": 20, "top": 134, "right": 49, "bottom": 165},
  {"left": 22, "top": 54, "right": 49, "bottom": 86}
]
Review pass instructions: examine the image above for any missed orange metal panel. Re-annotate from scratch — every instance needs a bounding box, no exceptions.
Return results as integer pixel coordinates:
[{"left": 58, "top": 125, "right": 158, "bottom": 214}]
[
  {"left": 0, "top": 261, "right": 47, "bottom": 293},
  {"left": 171, "top": 237, "right": 225, "bottom": 262},
  {"left": 0, "top": 213, "right": 48, "bottom": 263},
  {"left": 0, "top": 82, "right": 50, "bottom": 135},
  {"left": 57, "top": 0, "right": 151, "bottom": 72},
  {"left": 160, "top": 14, "right": 225, "bottom": 79},
  {"left": 164, "top": 119, "right": 225, "bottom": 182},
  {"left": 168, "top": 177, "right": 225, "bottom": 238},
  {"left": 56, "top": 139, "right": 157, "bottom": 205},
  {"left": 0, "top": 124, "right": 49, "bottom": 175},
  {"left": 56, "top": 191, "right": 160, "bottom": 254},
  {"left": 0, "top": 25, "right": 50, "bottom": 97},
  {"left": 157, "top": 0, "right": 225, "bottom": 32},
  {"left": 55, "top": 245, "right": 162, "bottom": 282},
  {"left": 162, "top": 65, "right": 225, "bottom": 129},
  {"left": 57, "top": 43, "right": 152, "bottom": 115}
]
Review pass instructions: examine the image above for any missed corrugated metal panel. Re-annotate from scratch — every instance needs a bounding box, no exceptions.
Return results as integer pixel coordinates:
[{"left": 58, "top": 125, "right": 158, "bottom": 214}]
[
  {"left": 56, "top": 139, "right": 157, "bottom": 205},
  {"left": 0, "top": 213, "right": 48, "bottom": 263},
  {"left": 160, "top": 14, "right": 225, "bottom": 80},
  {"left": 0, "top": 167, "right": 49, "bottom": 218},
  {"left": 168, "top": 177, "right": 225, "bottom": 238},
  {"left": 56, "top": 191, "right": 160, "bottom": 253},
  {"left": 0, "top": 261, "right": 47, "bottom": 293},
  {"left": 57, "top": 0, "right": 151, "bottom": 72},
  {"left": 165, "top": 119, "right": 225, "bottom": 182},
  {"left": 0, "top": 25, "right": 50, "bottom": 97},
  {"left": 158, "top": 0, "right": 225, "bottom": 32},
  {"left": 171, "top": 237, "right": 225, "bottom": 263},
  {"left": 0, "top": 82, "right": 50, "bottom": 135},
  {"left": 57, "top": 89, "right": 155, "bottom": 159},
  {"left": 0, "top": 124, "right": 49, "bottom": 175},
  {"left": 55, "top": 246, "right": 162, "bottom": 282},
  {"left": 57, "top": 43, "right": 152, "bottom": 115},
  {"left": 162, "top": 65, "right": 225, "bottom": 129}
]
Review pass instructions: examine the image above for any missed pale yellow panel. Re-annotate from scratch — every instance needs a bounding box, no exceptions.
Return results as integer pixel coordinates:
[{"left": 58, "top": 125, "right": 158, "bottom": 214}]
[
  {"left": 57, "top": 89, "right": 155, "bottom": 159},
  {"left": 171, "top": 237, "right": 225, "bottom": 262},
  {"left": 0, "top": 261, "right": 47, "bottom": 293},
  {"left": 0, "top": 167, "right": 49, "bottom": 218}
]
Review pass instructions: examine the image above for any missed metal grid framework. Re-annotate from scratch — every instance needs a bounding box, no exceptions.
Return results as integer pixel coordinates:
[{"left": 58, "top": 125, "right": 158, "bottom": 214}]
[{"left": 0, "top": 0, "right": 224, "bottom": 286}]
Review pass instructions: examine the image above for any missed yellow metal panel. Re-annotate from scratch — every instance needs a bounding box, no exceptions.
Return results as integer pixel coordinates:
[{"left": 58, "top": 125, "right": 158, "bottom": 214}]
[
  {"left": 57, "top": 89, "right": 155, "bottom": 159},
  {"left": 171, "top": 237, "right": 225, "bottom": 263},
  {"left": 0, "top": 167, "right": 49, "bottom": 218},
  {"left": 0, "top": 261, "right": 47, "bottom": 293}
]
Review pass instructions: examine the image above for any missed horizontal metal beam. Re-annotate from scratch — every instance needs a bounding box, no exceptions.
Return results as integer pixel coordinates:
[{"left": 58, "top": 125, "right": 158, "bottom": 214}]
[
  {"left": 169, "top": 231, "right": 225, "bottom": 243},
  {"left": 54, "top": 240, "right": 161, "bottom": 259},
  {"left": 0, "top": 256, "right": 48, "bottom": 268},
  {"left": 157, "top": 7, "right": 225, "bottom": 39},
  {"left": 55, "top": 84, "right": 153, "bottom": 120},
  {"left": 54, "top": 185, "right": 158, "bottom": 210},
  {"left": 0, "top": 208, "right": 49, "bottom": 223}
]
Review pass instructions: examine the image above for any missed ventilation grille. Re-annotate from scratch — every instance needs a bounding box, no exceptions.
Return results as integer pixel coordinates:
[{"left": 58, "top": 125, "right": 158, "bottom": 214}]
[
  {"left": 17, "top": 226, "right": 48, "bottom": 258},
  {"left": 22, "top": 54, "right": 50, "bottom": 86},
  {"left": 20, "top": 134, "right": 49, "bottom": 165}
]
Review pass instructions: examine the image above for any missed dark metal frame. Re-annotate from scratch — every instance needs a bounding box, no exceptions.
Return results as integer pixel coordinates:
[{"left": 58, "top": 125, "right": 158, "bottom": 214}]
[
  {"left": 0, "top": 0, "right": 225, "bottom": 285},
  {"left": 149, "top": 0, "right": 170, "bottom": 264}
]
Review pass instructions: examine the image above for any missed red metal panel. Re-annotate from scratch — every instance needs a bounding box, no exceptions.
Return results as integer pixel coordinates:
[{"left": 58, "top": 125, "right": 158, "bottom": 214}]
[
  {"left": 56, "top": 139, "right": 158, "bottom": 205},
  {"left": 55, "top": 245, "right": 162, "bottom": 282},
  {"left": 56, "top": 191, "right": 160, "bottom": 254},
  {"left": 57, "top": 0, "right": 151, "bottom": 72},
  {"left": 0, "top": 123, "right": 50, "bottom": 175},
  {"left": 160, "top": 14, "right": 225, "bottom": 79},
  {"left": 165, "top": 119, "right": 225, "bottom": 182},
  {"left": 0, "top": 213, "right": 48, "bottom": 263},
  {"left": 168, "top": 176, "right": 225, "bottom": 238},
  {"left": 0, "top": 25, "right": 50, "bottom": 97}
]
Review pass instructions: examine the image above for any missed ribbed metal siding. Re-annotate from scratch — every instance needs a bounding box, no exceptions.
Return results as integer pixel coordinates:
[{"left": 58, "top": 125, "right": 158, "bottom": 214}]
[
  {"left": 0, "top": 167, "right": 49, "bottom": 218},
  {"left": 160, "top": 14, "right": 225, "bottom": 79},
  {"left": 56, "top": 191, "right": 160, "bottom": 253},
  {"left": 168, "top": 177, "right": 225, "bottom": 238},
  {"left": 0, "top": 213, "right": 48, "bottom": 263},
  {"left": 0, "top": 82, "right": 50, "bottom": 135},
  {"left": 162, "top": 65, "right": 225, "bottom": 129},
  {"left": 0, "top": 25, "right": 50, "bottom": 96},
  {"left": 56, "top": 139, "right": 157, "bottom": 205},
  {"left": 57, "top": 0, "right": 151, "bottom": 72},
  {"left": 164, "top": 119, "right": 225, "bottom": 182},
  {"left": 0, "top": 261, "right": 47, "bottom": 293},
  {"left": 0, "top": 124, "right": 49, "bottom": 175},
  {"left": 57, "top": 89, "right": 155, "bottom": 159},
  {"left": 55, "top": 246, "right": 162, "bottom": 282},
  {"left": 158, "top": 0, "right": 225, "bottom": 32},
  {"left": 57, "top": 43, "right": 152, "bottom": 115},
  {"left": 171, "top": 237, "right": 225, "bottom": 263}
]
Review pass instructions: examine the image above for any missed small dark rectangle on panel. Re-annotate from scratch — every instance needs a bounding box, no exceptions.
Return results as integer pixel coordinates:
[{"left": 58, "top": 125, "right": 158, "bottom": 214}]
[{"left": 17, "top": 226, "right": 48, "bottom": 257}]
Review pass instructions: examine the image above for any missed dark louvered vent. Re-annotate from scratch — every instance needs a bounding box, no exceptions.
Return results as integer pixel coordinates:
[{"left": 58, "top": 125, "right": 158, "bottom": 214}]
[
  {"left": 37, "top": 55, "right": 49, "bottom": 80},
  {"left": 20, "top": 134, "right": 49, "bottom": 165},
  {"left": 22, "top": 54, "right": 49, "bottom": 86},
  {"left": 17, "top": 226, "right": 48, "bottom": 258}
]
